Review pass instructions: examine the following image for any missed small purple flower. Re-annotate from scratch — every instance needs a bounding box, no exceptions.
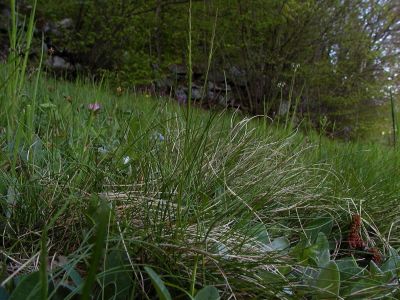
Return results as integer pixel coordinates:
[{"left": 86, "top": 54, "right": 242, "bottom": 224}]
[{"left": 88, "top": 102, "right": 101, "bottom": 112}]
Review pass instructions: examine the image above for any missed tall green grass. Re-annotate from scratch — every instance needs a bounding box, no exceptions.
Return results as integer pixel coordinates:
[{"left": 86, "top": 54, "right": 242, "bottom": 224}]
[
  {"left": 1, "top": 73, "right": 399, "bottom": 298},
  {"left": 3, "top": 0, "right": 39, "bottom": 177}
]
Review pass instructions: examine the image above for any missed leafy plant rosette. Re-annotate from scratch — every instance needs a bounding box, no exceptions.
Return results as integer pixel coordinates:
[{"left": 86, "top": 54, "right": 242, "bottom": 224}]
[
  {"left": 3, "top": 214, "right": 398, "bottom": 299},
  {"left": 281, "top": 215, "right": 399, "bottom": 299}
]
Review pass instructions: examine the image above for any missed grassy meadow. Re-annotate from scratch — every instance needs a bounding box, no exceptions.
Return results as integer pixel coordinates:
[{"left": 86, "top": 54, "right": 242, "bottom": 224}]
[
  {"left": 0, "top": 69, "right": 399, "bottom": 299},
  {"left": 1, "top": 2, "right": 400, "bottom": 299}
]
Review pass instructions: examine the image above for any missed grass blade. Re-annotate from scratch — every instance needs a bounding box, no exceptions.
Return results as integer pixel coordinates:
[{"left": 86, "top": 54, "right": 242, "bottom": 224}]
[
  {"left": 144, "top": 266, "right": 172, "bottom": 300},
  {"left": 81, "top": 198, "right": 110, "bottom": 300}
]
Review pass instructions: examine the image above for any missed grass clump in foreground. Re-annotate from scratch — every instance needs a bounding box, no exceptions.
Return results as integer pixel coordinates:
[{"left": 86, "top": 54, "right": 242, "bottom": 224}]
[{"left": 0, "top": 72, "right": 399, "bottom": 299}]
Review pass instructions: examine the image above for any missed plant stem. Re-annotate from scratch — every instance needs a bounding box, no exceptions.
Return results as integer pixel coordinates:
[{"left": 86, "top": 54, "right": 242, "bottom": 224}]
[
  {"left": 190, "top": 254, "right": 199, "bottom": 297},
  {"left": 186, "top": 0, "right": 193, "bottom": 121},
  {"left": 389, "top": 88, "right": 396, "bottom": 148}
]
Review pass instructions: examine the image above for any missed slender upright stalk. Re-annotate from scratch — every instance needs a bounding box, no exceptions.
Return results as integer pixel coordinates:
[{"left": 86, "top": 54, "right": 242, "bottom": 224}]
[
  {"left": 285, "top": 67, "right": 297, "bottom": 130},
  {"left": 178, "top": 0, "right": 193, "bottom": 235},
  {"left": 7, "top": 0, "right": 18, "bottom": 129},
  {"left": 190, "top": 254, "right": 199, "bottom": 297},
  {"left": 290, "top": 84, "right": 304, "bottom": 130},
  {"left": 389, "top": 88, "right": 396, "bottom": 148},
  {"left": 201, "top": 9, "right": 218, "bottom": 107},
  {"left": 18, "top": 0, "right": 37, "bottom": 93},
  {"left": 186, "top": 0, "right": 193, "bottom": 121}
]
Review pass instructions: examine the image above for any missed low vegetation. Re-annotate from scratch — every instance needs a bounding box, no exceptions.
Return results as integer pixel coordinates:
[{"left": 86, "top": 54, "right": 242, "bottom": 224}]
[
  {"left": 1, "top": 63, "right": 400, "bottom": 299},
  {"left": 1, "top": 1, "right": 399, "bottom": 299}
]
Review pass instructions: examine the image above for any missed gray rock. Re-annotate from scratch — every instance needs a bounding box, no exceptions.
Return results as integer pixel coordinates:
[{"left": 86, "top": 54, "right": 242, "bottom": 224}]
[
  {"left": 229, "top": 66, "right": 245, "bottom": 77},
  {"left": 46, "top": 55, "right": 73, "bottom": 70},
  {"left": 223, "top": 83, "right": 232, "bottom": 92},
  {"left": 156, "top": 77, "right": 174, "bottom": 89},
  {"left": 41, "top": 21, "right": 60, "bottom": 35},
  {"left": 57, "top": 18, "right": 73, "bottom": 29},
  {"left": 207, "top": 82, "right": 216, "bottom": 90},
  {"left": 217, "top": 91, "right": 235, "bottom": 107},
  {"left": 191, "top": 86, "right": 203, "bottom": 100},
  {"left": 208, "top": 81, "right": 232, "bottom": 92},
  {"left": 278, "top": 101, "right": 289, "bottom": 116},
  {"left": 207, "top": 90, "right": 218, "bottom": 101},
  {"left": 217, "top": 95, "right": 228, "bottom": 106},
  {"left": 337, "top": 126, "right": 353, "bottom": 141},
  {"left": 228, "top": 66, "right": 247, "bottom": 86},
  {"left": 168, "top": 64, "right": 186, "bottom": 76},
  {"left": 175, "top": 87, "right": 187, "bottom": 104},
  {"left": 208, "top": 70, "right": 226, "bottom": 83}
]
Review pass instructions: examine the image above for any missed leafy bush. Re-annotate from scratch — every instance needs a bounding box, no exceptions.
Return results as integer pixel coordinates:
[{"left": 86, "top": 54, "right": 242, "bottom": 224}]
[{"left": 31, "top": 0, "right": 399, "bottom": 115}]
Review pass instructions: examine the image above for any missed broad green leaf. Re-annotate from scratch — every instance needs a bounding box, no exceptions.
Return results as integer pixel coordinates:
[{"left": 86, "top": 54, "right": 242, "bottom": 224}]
[
  {"left": 314, "top": 233, "right": 330, "bottom": 267},
  {"left": 381, "top": 246, "right": 400, "bottom": 277},
  {"left": 347, "top": 278, "right": 386, "bottom": 299},
  {"left": 67, "top": 266, "right": 83, "bottom": 288},
  {"left": 102, "top": 250, "right": 133, "bottom": 299},
  {"left": 301, "top": 266, "right": 319, "bottom": 287},
  {"left": 19, "top": 136, "right": 45, "bottom": 164},
  {"left": 144, "top": 266, "right": 172, "bottom": 300},
  {"left": 302, "top": 232, "right": 330, "bottom": 267},
  {"left": 369, "top": 261, "right": 392, "bottom": 284},
  {"left": 270, "top": 237, "right": 290, "bottom": 251},
  {"left": 194, "top": 286, "right": 220, "bottom": 300},
  {"left": 369, "top": 261, "right": 382, "bottom": 276},
  {"left": 336, "top": 257, "right": 364, "bottom": 281},
  {"left": 263, "top": 237, "right": 290, "bottom": 252},
  {"left": 305, "top": 216, "right": 333, "bottom": 243},
  {"left": 291, "top": 235, "right": 311, "bottom": 263},
  {"left": 242, "top": 222, "right": 270, "bottom": 244},
  {"left": 315, "top": 261, "right": 340, "bottom": 299},
  {"left": 9, "top": 271, "right": 40, "bottom": 300}
]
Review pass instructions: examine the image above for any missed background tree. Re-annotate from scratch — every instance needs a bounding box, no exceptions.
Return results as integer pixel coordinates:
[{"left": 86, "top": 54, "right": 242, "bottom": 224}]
[{"left": 32, "top": 0, "right": 399, "bottom": 118}]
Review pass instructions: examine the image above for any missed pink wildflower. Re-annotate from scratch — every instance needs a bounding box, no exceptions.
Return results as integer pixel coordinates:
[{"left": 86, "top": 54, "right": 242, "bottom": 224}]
[{"left": 88, "top": 102, "right": 101, "bottom": 112}]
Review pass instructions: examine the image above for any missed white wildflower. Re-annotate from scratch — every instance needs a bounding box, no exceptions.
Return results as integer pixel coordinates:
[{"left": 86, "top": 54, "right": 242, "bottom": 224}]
[{"left": 123, "top": 156, "right": 131, "bottom": 165}]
